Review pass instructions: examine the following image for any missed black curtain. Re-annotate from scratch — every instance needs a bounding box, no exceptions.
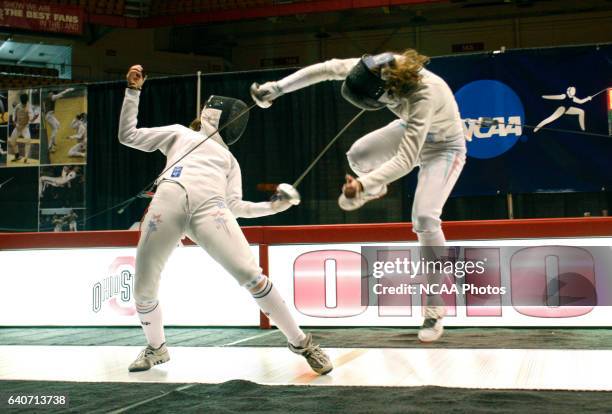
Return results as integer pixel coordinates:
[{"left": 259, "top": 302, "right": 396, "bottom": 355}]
[
  {"left": 86, "top": 75, "right": 197, "bottom": 230},
  {"left": 84, "top": 70, "right": 610, "bottom": 230}
]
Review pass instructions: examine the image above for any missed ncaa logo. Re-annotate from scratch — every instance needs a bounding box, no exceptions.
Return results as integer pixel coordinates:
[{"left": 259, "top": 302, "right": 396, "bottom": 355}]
[{"left": 455, "top": 80, "right": 525, "bottom": 159}]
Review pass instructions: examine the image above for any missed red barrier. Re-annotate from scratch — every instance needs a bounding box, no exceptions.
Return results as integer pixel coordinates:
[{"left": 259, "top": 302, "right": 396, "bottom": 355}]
[
  {"left": 1, "top": 218, "right": 611, "bottom": 250},
  {"left": 1, "top": 218, "right": 610, "bottom": 329}
]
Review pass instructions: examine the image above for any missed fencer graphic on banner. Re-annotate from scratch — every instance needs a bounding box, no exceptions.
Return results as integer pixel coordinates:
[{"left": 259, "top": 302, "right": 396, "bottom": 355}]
[{"left": 534, "top": 86, "right": 594, "bottom": 133}]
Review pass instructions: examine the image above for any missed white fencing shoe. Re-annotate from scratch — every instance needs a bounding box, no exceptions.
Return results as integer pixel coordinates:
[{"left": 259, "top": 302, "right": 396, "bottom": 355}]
[
  {"left": 288, "top": 333, "right": 333, "bottom": 375},
  {"left": 418, "top": 306, "right": 446, "bottom": 343},
  {"left": 128, "top": 343, "right": 170, "bottom": 372},
  {"left": 338, "top": 185, "right": 387, "bottom": 211}
]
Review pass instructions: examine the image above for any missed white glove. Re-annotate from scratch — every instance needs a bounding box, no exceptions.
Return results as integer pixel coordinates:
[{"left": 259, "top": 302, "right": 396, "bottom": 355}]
[
  {"left": 270, "top": 183, "right": 300, "bottom": 212},
  {"left": 250, "top": 81, "right": 283, "bottom": 108},
  {"left": 271, "top": 198, "right": 292, "bottom": 213}
]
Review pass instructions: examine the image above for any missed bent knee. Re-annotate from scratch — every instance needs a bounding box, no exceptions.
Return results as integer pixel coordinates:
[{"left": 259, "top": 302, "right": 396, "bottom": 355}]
[
  {"left": 244, "top": 274, "right": 274, "bottom": 298},
  {"left": 134, "top": 275, "right": 159, "bottom": 304},
  {"left": 412, "top": 214, "right": 441, "bottom": 234},
  {"left": 346, "top": 151, "right": 374, "bottom": 177},
  {"left": 244, "top": 274, "right": 267, "bottom": 294},
  {"left": 135, "top": 300, "right": 159, "bottom": 314}
]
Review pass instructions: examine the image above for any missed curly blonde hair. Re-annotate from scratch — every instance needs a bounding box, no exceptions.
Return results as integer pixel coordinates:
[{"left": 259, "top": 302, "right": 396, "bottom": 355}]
[
  {"left": 383, "top": 49, "right": 430, "bottom": 97},
  {"left": 189, "top": 118, "right": 201, "bottom": 131}
]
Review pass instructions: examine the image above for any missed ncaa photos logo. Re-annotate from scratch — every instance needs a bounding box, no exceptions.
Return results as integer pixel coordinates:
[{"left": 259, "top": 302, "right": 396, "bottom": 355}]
[{"left": 455, "top": 80, "right": 525, "bottom": 159}]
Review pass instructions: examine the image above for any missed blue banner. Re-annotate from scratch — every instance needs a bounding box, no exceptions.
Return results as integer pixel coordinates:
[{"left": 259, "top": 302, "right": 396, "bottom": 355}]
[{"left": 426, "top": 44, "right": 612, "bottom": 196}]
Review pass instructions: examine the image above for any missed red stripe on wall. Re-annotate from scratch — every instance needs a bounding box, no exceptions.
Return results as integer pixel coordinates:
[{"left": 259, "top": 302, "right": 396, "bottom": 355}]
[{"left": 1, "top": 218, "right": 611, "bottom": 250}]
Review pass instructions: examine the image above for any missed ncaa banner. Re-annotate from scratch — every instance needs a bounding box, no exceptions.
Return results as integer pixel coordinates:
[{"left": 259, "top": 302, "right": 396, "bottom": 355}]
[{"left": 427, "top": 44, "right": 612, "bottom": 195}]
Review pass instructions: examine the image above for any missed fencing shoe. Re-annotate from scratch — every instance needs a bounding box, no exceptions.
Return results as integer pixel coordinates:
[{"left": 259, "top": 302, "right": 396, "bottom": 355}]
[
  {"left": 418, "top": 306, "right": 446, "bottom": 343},
  {"left": 128, "top": 343, "right": 170, "bottom": 372},
  {"left": 338, "top": 185, "right": 387, "bottom": 211},
  {"left": 288, "top": 333, "right": 333, "bottom": 375}
]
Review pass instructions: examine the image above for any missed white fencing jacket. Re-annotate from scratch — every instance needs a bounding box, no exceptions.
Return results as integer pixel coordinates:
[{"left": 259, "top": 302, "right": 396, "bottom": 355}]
[
  {"left": 118, "top": 88, "right": 278, "bottom": 217},
  {"left": 277, "top": 57, "right": 466, "bottom": 193}
]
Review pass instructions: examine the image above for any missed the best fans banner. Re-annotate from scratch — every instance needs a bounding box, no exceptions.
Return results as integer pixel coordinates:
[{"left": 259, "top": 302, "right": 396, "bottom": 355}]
[
  {"left": 426, "top": 44, "right": 612, "bottom": 195},
  {"left": 0, "top": 1, "right": 83, "bottom": 35}
]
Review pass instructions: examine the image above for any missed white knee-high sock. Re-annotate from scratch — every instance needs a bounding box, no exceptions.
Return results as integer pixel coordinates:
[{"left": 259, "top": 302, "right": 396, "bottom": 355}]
[
  {"left": 136, "top": 301, "right": 165, "bottom": 348},
  {"left": 250, "top": 278, "right": 306, "bottom": 347},
  {"left": 418, "top": 230, "right": 447, "bottom": 308}
]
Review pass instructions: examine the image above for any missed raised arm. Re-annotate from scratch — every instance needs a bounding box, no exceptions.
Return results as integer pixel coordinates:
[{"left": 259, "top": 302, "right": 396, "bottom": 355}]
[
  {"left": 357, "top": 87, "right": 434, "bottom": 192},
  {"left": 118, "top": 65, "right": 178, "bottom": 153},
  {"left": 251, "top": 58, "right": 360, "bottom": 107},
  {"left": 226, "top": 157, "right": 292, "bottom": 219}
]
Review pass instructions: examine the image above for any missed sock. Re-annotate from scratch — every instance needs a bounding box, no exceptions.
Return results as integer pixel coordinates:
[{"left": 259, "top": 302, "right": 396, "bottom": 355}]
[
  {"left": 136, "top": 300, "right": 165, "bottom": 349},
  {"left": 418, "top": 230, "right": 447, "bottom": 308},
  {"left": 250, "top": 278, "right": 306, "bottom": 347}
]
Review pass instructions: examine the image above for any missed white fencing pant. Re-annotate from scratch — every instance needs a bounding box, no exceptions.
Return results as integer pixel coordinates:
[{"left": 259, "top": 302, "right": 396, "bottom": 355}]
[
  {"left": 45, "top": 111, "right": 60, "bottom": 148},
  {"left": 346, "top": 119, "right": 466, "bottom": 306},
  {"left": 346, "top": 120, "right": 407, "bottom": 196},
  {"left": 134, "top": 181, "right": 261, "bottom": 304},
  {"left": 68, "top": 142, "right": 86, "bottom": 157},
  {"left": 8, "top": 125, "right": 31, "bottom": 158},
  {"left": 134, "top": 180, "right": 305, "bottom": 347}
]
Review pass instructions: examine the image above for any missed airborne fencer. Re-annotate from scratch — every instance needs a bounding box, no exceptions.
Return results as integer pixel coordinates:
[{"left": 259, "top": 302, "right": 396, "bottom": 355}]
[
  {"left": 120, "top": 65, "right": 332, "bottom": 374},
  {"left": 39, "top": 166, "right": 80, "bottom": 198},
  {"left": 251, "top": 49, "right": 467, "bottom": 342}
]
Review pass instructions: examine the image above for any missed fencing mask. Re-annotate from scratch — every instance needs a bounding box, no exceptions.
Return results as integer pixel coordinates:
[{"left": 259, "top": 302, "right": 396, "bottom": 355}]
[
  {"left": 341, "top": 53, "right": 396, "bottom": 111},
  {"left": 200, "top": 95, "right": 249, "bottom": 145}
]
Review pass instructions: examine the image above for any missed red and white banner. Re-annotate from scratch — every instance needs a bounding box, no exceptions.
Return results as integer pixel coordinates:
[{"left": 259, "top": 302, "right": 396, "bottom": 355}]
[
  {"left": 1, "top": 219, "right": 611, "bottom": 327},
  {"left": 0, "top": 1, "right": 83, "bottom": 35}
]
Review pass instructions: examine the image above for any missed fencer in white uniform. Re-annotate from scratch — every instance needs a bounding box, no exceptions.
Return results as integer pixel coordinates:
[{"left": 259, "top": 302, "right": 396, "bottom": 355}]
[
  {"left": 9, "top": 93, "right": 37, "bottom": 163},
  {"left": 43, "top": 88, "right": 75, "bottom": 153},
  {"left": 67, "top": 113, "right": 87, "bottom": 158},
  {"left": 251, "top": 50, "right": 466, "bottom": 342},
  {"left": 39, "top": 166, "right": 78, "bottom": 198},
  {"left": 119, "top": 65, "right": 332, "bottom": 374}
]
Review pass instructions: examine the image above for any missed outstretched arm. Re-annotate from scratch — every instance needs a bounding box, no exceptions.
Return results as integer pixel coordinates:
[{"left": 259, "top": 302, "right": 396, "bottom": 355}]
[
  {"left": 541, "top": 94, "right": 566, "bottom": 100},
  {"left": 278, "top": 58, "right": 360, "bottom": 93},
  {"left": 118, "top": 65, "right": 178, "bottom": 153},
  {"left": 251, "top": 58, "right": 360, "bottom": 107},
  {"left": 225, "top": 157, "right": 292, "bottom": 218}
]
